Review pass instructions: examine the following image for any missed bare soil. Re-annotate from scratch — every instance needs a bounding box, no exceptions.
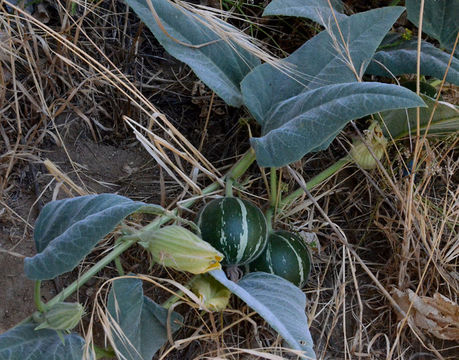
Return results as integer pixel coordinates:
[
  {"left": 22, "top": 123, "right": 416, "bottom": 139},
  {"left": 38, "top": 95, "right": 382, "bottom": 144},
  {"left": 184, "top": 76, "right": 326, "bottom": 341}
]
[{"left": 0, "top": 121, "right": 163, "bottom": 330}]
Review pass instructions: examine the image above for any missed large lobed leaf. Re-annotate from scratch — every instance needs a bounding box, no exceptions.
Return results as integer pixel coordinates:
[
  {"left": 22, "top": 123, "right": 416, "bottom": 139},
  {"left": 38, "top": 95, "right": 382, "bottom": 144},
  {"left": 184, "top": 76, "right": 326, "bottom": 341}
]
[
  {"left": 251, "top": 82, "right": 425, "bottom": 167},
  {"left": 242, "top": 6, "right": 405, "bottom": 124},
  {"left": 107, "top": 277, "right": 182, "bottom": 360},
  {"left": 125, "top": 0, "right": 260, "bottom": 107},
  {"left": 263, "top": 0, "right": 346, "bottom": 27},
  {"left": 379, "top": 94, "right": 459, "bottom": 139},
  {"left": 406, "top": 0, "right": 459, "bottom": 50},
  {"left": 25, "top": 194, "right": 163, "bottom": 280},
  {"left": 0, "top": 323, "right": 84, "bottom": 360},
  {"left": 367, "top": 37, "right": 459, "bottom": 86},
  {"left": 211, "top": 270, "right": 316, "bottom": 359}
]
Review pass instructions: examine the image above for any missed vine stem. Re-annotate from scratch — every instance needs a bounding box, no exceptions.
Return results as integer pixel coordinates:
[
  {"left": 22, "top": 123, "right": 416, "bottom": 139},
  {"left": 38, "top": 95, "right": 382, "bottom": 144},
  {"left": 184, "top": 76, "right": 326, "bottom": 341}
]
[
  {"left": 270, "top": 167, "right": 277, "bottom": 208},
  {"left": 34, "top": 280, "right": 45, "bottom": 312},
  {"left": 265, "top": 167, "right": 278, "bottom": 233},
  {"left": 225, "top": 177, "right": 234, "bottom": 197},
  {"left": 114, "top": 239, "right": 126, "bottom": 276},
  {"left": 279, "top": 156, "right": 351, "bottom": 210}
]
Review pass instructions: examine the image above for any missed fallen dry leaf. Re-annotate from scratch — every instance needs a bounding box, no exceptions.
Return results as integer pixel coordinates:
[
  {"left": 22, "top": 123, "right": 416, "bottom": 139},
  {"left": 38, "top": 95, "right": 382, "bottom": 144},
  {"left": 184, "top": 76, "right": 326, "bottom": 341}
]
[{"left": 393, "top": 288, "right": 459, "bottom": 341}]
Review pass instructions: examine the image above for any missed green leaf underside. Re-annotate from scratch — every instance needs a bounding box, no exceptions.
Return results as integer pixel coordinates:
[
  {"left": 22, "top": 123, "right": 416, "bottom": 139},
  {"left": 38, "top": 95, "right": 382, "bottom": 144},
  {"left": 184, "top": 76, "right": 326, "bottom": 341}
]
[
  {"left": 25, "top": 194, "right": 163, "bottom": 280},
  {"left": 198, "top": 198, "right": 267, "bottom": 266},
  {"left": 210, "top": 270, "right": 316, "bottom": 359},
  {"left": 251, "top": 82, "right": 425, "bottom": 167},
  {"left": 242, "top": 6, "right": 405, "bottom": 124},
  {"left": 406, "top": 0, "right": 459, "bottom": 49},
  {"left": 125, "top": 0, "right": 260, "bottom": 107},
  {"left": 379, "top": 94, "right": 459, "bottom": 139},
  {"left": 250, "top": 231, "right": 311, "bottom": 288},
  {"left": 0, "top": 323, "right": 84, "bottom": 360},
  {"left": 263, "top": 0, "right": 346, "bottom": 26},
  {"left": 107, "top": 277, "right": 182, "bottom": 360},
  {"left": 367, "top": 38, "right": 459, "bottom": 86}
]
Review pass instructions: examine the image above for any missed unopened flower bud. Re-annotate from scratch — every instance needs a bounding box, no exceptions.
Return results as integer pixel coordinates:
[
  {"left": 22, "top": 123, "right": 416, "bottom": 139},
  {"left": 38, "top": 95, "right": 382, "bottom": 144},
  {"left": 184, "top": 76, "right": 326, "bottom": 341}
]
[
  {"left": 139, "top": 225, "right": 223, "bottom": 274},
  {"left": 35, "top": 302, "right": 84, "bottom": 332},
  {"left": 350, "top": 122, "right": 388, "bottom": 169},
  {"left": 191, "top": 274, "right": 231, "bottom": 312}
]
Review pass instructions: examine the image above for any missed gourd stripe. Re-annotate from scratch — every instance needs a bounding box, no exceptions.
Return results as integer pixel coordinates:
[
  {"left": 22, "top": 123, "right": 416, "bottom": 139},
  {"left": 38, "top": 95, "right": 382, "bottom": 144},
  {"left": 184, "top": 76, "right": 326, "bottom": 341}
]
[
  {"left": 265, "top": 242, "right": 274, "bottom": 273},
  {"left": 235, "top": 198, "right": 249, "bottom": 264},
  {"left": 218, "top": 200, "right": 228, "bottom": 248},
  {"left": 278, "top": 234, "right": 304, "bottom": 286},
  {"left": 247, "top": 210, "right": 264, "bottom": 262}
]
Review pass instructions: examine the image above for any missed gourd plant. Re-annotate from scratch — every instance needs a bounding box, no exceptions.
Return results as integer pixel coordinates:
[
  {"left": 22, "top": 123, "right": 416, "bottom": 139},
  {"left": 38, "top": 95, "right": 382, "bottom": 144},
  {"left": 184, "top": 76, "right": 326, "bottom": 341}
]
[
  {"left": 1, "top": 0, "right": 458, "bottom": 359},
  {"left": 0, "top": 153, "right": 316, "bottom": 359}
]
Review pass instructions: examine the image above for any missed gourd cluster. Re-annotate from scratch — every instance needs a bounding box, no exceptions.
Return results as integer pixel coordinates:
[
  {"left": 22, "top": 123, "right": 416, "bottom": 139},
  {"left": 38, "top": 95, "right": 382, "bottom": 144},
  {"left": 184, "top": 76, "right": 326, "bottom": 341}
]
[{"left": 197, "top": 197, "right": 311, "bottom": 288}]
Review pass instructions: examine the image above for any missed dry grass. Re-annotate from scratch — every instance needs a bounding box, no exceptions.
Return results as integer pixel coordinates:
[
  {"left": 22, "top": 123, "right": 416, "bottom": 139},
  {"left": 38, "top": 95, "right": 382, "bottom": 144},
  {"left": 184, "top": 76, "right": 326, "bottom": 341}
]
[{"left": 0, "top": 0, "right": 458, "bottom": 359}]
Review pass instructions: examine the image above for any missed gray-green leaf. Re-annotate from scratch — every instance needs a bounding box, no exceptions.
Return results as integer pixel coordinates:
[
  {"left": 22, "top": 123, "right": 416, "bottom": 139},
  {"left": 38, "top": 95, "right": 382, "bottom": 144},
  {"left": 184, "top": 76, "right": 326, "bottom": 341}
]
[
  {"left": 211, "top": 270, "right": 316, "bottom": 359},
  {"left": 251, "top": 82, "right": 425, "bottom": 167},
  {"left": 125, "top": 0, "right": 260, "bottom": 107},
  {"left": 0, "top": 323, "right": 84, "bottom": 360},
  {"left": 263, "top": 0, "right": 346, "bottom": 26},
  {"left": 367, "top": 38, "right": 459, "bottom": 85},
  {"left": 406, "top": 0, "right": 459, "bottom": 49},
  {"left": 25, "top": 194, "right": 163, "bottom": 280},
  {"left": 379, "top": 94, "right": 459, "bottom": 139},
  {"left": 242, "top": 6, "right": 405, "bottom": 124},
  {"left": 107, "top": 277, "right": 182, "bottom": 360}
]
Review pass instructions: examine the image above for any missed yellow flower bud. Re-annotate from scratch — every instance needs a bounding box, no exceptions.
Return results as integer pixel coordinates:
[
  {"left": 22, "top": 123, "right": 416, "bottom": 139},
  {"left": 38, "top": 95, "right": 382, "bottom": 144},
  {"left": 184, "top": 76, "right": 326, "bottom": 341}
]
[
  {"left": 139, "top": 225, "right": 223, "bottom": 274},
  {"left": 350, "top": 122, "right": 388, "bottom": 169},
  {"left": 191, "top": 274, "right": 231, "bottom": 312},
  {"left": 35, "top": 302, "right": 84, "bottom": 332}
]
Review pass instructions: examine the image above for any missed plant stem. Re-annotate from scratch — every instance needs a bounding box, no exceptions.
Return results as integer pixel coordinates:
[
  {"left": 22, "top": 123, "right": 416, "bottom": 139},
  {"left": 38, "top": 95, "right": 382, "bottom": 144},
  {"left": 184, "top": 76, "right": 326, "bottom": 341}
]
[
  {"left": 279, "top": 156, "right": 351, "bottom": 210},
  {"left": 93, "top": 344, "right": 115, "bottom": 359},
  {"left": 114, "top": 239, "right": 125, "bottom": 276},
  {"left": 265, "top": 167, "right": 278, "bottom": 232},
  {"left": 265, "top": 207, "right": 273, "bottom": 233},
  {"left": 225, "top": 177, "right": 234, "bottom": 197},
  {"left": 34, "top": 280, "right": 45, "bottom": 312},
  {"left": 269, "top": 167, "right": 277, "bottom": 208},
  {"left": 114, "top": 256, "right": 125, "bottom": 276},
  {"left": 52, "top": 236, "right": 139, "bottom": 303}
]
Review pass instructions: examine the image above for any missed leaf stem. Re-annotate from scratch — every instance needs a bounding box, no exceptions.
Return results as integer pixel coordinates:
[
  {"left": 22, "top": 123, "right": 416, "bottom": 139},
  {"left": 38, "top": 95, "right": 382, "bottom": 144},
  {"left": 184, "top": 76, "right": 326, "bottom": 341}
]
[
  {"left": 265, "top": 167, "right": 278, "bottom": 233},
  {"left": 279, "top": 156, "right": 351, "bottom": 210},
  {"left": 93, "top": 344, "right": 115, "bottom": 359},
  {"left": 34, "top": 280, "right": 45, "bottom": 312},
  {"left": 225, "top": 177, "right": 234, "bottom": 197},
  {"left": 270, "top": 167, "right": 277, "bottom": 208},
  {"left": 265, "top": 207, "right": 273, "bottom": 233},
  {"left": 114, "top": 257, "right": 125, "bottom": 276},
  {"left": 114, "top": 239, "right": 125, "bottom": 276}
]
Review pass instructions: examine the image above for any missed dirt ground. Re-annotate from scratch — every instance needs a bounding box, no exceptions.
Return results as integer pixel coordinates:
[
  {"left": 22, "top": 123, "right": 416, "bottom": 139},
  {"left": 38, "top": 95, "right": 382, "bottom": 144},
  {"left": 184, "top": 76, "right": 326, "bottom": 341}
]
[{"left": 0, "top": 120, "right": 164, "bottom": 331}]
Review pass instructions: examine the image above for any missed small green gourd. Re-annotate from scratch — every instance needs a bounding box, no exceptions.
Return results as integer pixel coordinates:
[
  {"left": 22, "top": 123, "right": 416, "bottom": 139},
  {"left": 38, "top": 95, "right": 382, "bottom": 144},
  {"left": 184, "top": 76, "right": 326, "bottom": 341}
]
[
  {"left": 197, "top": 197, "right": 267, "bottom": 266},
  {"left": 250, "top": 230, "right": 311, "bottom": 287}
]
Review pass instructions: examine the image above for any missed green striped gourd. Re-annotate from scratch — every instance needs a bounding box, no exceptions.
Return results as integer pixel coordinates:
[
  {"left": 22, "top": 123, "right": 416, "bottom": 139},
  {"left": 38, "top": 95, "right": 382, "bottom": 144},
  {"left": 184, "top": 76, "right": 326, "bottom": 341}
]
[
  {"left": 197, "top": 197, "right": 267, "bottom": 266},
  {"left": 249, "top": 230, "right": 311, "bottom": 287}
]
